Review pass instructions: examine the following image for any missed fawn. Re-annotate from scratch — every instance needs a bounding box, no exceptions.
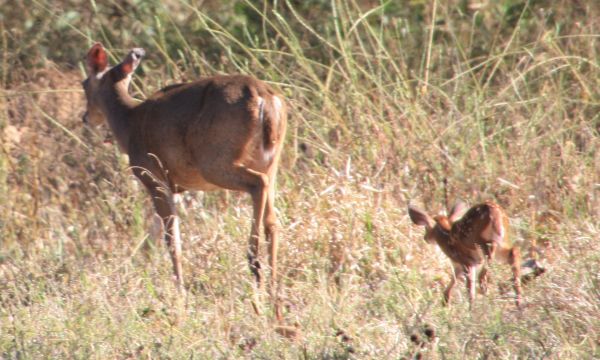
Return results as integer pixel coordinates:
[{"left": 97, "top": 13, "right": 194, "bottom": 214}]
[
  {"left": 82, "top": 43, "right": 286, "bottom": 318},
  {"left": 408, "top": 201, "right": 523, "bottom": 307}
]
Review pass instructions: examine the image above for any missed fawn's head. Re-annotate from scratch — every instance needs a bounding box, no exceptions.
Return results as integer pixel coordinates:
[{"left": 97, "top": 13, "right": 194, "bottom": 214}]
[
  {"left": 408, "top": 202, "right": 468, "bottom": 244},
  {"left": 82, "top": 43, "right": 145, "bottom": 125}
]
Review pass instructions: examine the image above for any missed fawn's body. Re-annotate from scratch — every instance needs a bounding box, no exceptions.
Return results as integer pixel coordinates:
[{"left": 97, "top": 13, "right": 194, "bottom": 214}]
[
  {"left": 82, "top": 44, "right": 286, "bottom": 318},
  {"left": 409, "top": 201, "right": 522, "bottom": 307}
]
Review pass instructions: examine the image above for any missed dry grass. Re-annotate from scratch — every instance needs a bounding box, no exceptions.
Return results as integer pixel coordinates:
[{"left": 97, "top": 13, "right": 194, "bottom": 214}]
[{"left": 1, "top": 0, "right": 599, "bottom": 358}]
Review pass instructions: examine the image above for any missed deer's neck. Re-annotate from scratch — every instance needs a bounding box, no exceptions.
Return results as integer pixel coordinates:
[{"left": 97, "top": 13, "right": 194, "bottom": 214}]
[
  {"left": 101, "top": 81, "right": 140, "bottom": 152},
  {"left": 435, "top": 225, "right": 482, "bottom": 266},
  {"left": 433, "top": 226, "right": 452, "bottom": 248},
  {"left": 433, "top": 226, "right": 462, "bottom": 261}
]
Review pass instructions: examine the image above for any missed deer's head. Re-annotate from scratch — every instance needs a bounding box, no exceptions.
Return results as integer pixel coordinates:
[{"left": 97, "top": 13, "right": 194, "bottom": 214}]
[
  {"left": 408, "top": 202, "right": 468, "bottom": 244},
  {"left": 82, "top": 43, "right": 145, "bottom": 125}
]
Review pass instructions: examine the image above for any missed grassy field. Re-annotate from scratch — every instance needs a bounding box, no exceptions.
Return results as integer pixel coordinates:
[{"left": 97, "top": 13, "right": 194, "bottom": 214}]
[{"left": 1, "top": 0, "right": 599, "bottom": 358}]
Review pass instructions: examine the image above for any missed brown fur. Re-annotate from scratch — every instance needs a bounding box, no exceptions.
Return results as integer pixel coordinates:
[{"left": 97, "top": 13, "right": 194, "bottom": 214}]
[
  {"left": 408, "top": 201, "right": 522, "bottom": 307},
  {"left": 82, "top": 43, "right": 287, "bottom": 320}
]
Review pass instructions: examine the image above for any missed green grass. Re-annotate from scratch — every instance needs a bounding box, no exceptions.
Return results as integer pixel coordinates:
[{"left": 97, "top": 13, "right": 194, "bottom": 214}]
[{"left": 1, "top": 0, "right": 599, "bottom": 358}]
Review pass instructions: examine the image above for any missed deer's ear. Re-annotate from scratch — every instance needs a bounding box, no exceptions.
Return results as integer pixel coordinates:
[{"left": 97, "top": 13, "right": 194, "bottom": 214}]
[
  {"left": 119, "top": 48, "right": 145, "bottom": 75},
  {"left": 408, "top": 205, "right": 433, "bottom": 228},
  {"left": 448, "top": 200, "right": 468, "bottom": 222},
  {"left": 86, "top": 43, "right": 108, "bottom": 75}
]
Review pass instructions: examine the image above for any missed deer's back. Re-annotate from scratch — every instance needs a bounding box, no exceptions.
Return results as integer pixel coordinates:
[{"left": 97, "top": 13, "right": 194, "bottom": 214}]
[
  {"left": 128, "top": 75, "right": 285, "bottom": 191},
  {"left": 451, "top": 202, "right": 512, "bottom": 250},
  {"left": 142, "top": 74, "right": 277, "bottom": 126}
]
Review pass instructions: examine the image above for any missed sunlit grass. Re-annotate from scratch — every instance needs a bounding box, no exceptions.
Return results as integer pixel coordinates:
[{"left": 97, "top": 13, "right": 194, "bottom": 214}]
[{"left": 0, "top": 0, "right": 599, "bottom": 358}]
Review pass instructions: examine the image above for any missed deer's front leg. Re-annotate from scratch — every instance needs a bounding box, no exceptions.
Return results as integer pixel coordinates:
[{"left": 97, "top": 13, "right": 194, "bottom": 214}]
[
  {"left": 444, "top": 263, "right": 464, "bottom": 305},
  {"left": 148, "top": 185, "right": 184, "bottom": 294},
  {"left": 478, "top": 266, "right": 489, "bottom": 295},
  {"left": 466, "top": 266, "right": 477, "bottom": 309},
  {"left": 248, "top": 183, "right": 268, "bottom": 289},
  {"left": 132, "top": 155, "right": 185, "bottom": 294}
]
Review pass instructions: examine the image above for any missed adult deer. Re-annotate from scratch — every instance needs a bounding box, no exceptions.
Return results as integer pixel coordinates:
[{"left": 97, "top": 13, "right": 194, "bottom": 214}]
[
  {"left": 82, "top": 43, "right": 286, "bottom": 315},
  {"left": 408, "top": 201, "right": 523, "bottom": 308}
]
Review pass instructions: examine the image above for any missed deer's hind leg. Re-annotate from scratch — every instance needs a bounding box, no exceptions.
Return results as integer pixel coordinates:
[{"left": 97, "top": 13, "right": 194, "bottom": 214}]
[
  {"left": 235, "top": 165, "right": 270, "bottom": 288},
  {"left": 264, "top": 169, "right": 279, "bottom": 289},
  {"left": 262, "top": 156, "right": 285, "bottom": 320},
  {"left": 233, "top": 165, "right": 276, "bottom": 319},
  {"left": 509, "top": 246, "right": 522, "bottom": 307},
  {"left": 495, "top": 246, "right": 523, "bottom": 307}
]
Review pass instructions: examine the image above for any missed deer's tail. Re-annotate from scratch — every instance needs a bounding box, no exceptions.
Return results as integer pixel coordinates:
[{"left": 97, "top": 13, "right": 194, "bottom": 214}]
[{"left": 260, "top": 94, "right": 287, "bottom": 158}]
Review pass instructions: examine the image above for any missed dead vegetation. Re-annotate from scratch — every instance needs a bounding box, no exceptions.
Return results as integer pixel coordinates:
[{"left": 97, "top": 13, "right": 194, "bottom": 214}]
[{"left": 0, "top": 0, "right": 599, "bottom": 358}]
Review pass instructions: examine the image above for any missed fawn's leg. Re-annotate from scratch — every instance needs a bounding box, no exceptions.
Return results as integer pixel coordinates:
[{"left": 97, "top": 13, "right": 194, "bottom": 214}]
[
  {"left": 478, "top": 265, "right": 489, "bottom": 295},
  {"left": 444, "top": 263, "right": 463, "bottom": 305},
  {"left": 509, "top": 246, "right": 522, "bottom": 307},
  {"left": 466, "top": 266, "right": 477, "bottom": 309}
]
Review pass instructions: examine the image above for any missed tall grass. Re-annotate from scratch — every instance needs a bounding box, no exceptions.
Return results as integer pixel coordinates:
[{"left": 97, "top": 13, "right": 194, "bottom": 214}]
[{"left": 1, "top": 0, "right": 599, "bottom": 358}]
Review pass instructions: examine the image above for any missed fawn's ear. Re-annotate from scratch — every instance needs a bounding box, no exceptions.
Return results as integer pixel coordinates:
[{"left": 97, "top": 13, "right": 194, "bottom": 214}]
[
  {"left": 119, "top": 48, "right": 145, "bottom": 75},
  {"left": 86, "top": 43, "right": 108, "bottom": 75},
  {"left": 408, "top": 205, "right": 434, "bottom": 228},
  {"left": 448, "top": 200, "right": 468, "bottom": 222}
]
